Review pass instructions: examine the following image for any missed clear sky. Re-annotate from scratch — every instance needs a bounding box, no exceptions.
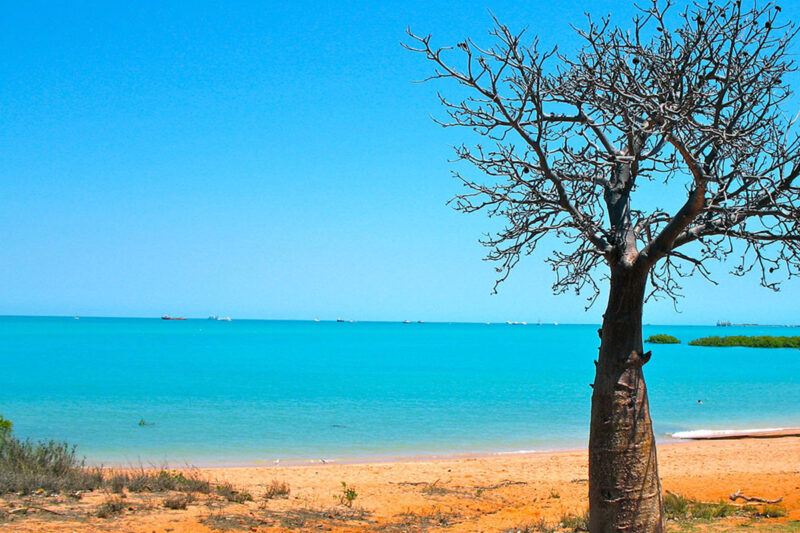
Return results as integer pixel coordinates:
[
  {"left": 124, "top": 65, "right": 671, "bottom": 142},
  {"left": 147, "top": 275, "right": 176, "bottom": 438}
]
[{"left": 2, "top": 0, "right": 800, "bottom": 325}]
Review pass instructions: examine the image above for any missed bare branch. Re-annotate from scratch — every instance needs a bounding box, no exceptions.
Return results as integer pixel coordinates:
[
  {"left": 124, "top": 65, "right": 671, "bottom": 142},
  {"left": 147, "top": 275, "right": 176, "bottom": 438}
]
[{"left": 408, "top": 0, "right": 800, "bottom": 300}]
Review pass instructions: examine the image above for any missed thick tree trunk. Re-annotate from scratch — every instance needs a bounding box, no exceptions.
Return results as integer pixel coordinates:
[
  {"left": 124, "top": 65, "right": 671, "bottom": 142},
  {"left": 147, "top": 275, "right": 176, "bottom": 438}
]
[{"left": 589, "top": 265, "right": 665, "bottom": 532}]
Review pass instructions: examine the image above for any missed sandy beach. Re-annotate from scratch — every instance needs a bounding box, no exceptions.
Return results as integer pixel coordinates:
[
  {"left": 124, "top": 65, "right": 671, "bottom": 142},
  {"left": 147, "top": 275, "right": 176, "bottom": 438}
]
[{"left": 2, "top": 435, "right": 798, "bottom": 532}]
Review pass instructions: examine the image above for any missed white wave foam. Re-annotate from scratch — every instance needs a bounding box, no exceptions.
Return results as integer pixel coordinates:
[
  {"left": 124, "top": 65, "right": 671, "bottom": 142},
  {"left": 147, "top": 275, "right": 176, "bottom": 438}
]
[
  {"left": 494, "top": 449, "right": 542, "bottom": 455},
  {"left": 670, "top": 427, "right": 786, "bottom": 439}
]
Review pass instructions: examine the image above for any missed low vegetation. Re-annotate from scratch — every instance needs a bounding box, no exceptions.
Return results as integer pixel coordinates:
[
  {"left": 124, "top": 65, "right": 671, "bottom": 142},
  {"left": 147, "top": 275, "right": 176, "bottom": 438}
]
[
  {"left": 0, "top": 430, "right": 103, "bottom": 494},
  {"left": 664, "top": 492, "right": 737, "bottom": 520},
  {"left": 759, "top": 504, "right": 788, "bottom": 518},
  {"left": 95, "top": 497, "right": 126, "bottom": 518},
  {"left": 263, "top": 479, "right": 290, "bottom": 499},
  {"left": 688, "top": 335, "right": 800, "bottom": 348},
  {"left": 505, "top": 512, "right": 589, "bottom": 533},
  {"left": 0, "top": 414, "right": 255, "bottom": 523},
  {"left": 645, "top": 334, "right": 681, "bottom": 344},
  {"left": 337, "top": 481, "right": 357, "bottom": 507},
  {"left": 116, "top": 468, "right": 211, "bottom": 494},
  {"left": 664, "top": 491, "right": 789, "bottom": 524},
  {"left": 215, "top": 481, "right": 253, "bottom": 503},
  {"left": 421, "top": 479, "right": 453, "bottom": 496},
  {"left": 0, "top": 417, "right": 11, "bottom": 439},
  {"left": 392, "top": 508, "right": 459, "bottom": 529},
  {"left": 0, "top": 415, "right": 794, "bottom": 532},
  {"left": 560, "top": 511, "right": 589, "bottom": 531},
  {"left": 163, "top": 493, "right": 195, "bottom": 510}
]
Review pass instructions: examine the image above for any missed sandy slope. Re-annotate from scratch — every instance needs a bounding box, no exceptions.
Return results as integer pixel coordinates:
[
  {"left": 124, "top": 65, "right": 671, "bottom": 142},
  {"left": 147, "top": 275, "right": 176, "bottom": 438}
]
[{"left": 2, "top": 436, "right": 798, "bottom": 532}]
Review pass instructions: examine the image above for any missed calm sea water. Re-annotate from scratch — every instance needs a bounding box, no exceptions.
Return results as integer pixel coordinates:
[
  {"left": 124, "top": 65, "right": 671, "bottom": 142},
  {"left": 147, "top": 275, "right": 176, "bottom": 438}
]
[{"left": 0, "top": 317, "right": 798, "bottom": 466}]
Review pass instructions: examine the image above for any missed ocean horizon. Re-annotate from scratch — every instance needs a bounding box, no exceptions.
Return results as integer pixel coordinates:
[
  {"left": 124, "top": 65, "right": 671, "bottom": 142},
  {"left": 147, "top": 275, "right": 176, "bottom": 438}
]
[{"left": 1, "top": 316, "right": 798, "bottom": 466}]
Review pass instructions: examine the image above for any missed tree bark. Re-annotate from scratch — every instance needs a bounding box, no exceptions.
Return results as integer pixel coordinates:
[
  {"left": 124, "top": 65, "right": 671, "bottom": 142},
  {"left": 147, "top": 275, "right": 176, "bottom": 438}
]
[{"left": 589, "top": 265, "right": 665, "bottom": 532}]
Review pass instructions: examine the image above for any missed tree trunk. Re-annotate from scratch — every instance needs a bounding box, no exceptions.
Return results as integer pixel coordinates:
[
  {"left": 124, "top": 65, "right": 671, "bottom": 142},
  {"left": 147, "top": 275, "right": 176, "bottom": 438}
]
[{"left": 589, "top": 265, "right": 665, "bottom": 532}]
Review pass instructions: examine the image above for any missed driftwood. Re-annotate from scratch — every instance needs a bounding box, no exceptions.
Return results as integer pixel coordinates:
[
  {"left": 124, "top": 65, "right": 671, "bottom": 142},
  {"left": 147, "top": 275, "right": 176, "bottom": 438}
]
[
  {"left": 8, "top": 505, "right": 64, "bottom": 516},
  {"left": 667, "top": 489, "right": 783, "bottom": 509},
  {"left": 729, "top": 489, "right": 783, "bottom": 504},
  {"left": 463, "top": 480, "right": 527, "bottom": 492}
]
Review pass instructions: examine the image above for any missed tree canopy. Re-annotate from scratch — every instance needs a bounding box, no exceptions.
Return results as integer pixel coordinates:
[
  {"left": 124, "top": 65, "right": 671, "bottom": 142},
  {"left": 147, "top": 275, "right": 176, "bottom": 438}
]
[{"left": 406, "top": 0, "right": 800, "bottom": 306}]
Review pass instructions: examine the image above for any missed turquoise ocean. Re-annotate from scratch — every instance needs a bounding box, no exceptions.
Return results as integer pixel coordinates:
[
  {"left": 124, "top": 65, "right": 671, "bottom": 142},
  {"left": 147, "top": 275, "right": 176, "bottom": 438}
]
[{"left": 1, "top": 317, "right": 798, "bottom": 466}]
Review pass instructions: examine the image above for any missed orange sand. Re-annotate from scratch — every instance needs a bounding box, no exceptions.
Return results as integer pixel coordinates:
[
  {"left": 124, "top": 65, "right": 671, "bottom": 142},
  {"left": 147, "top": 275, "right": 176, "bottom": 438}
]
[{"left": 2, "top": 437, "right": 798, "bottom": 532}]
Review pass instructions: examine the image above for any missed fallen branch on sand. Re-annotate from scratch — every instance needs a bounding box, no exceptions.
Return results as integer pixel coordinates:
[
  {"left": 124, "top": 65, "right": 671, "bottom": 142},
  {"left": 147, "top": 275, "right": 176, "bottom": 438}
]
[
  {"left": 8, "top": 506, "right": 64, "bottom": 516},
  {"left": 729, "top": 490, "right": 783, "bottom": 504},
  {"left": 469, "top": 480, "right": 527, "bottom": 491}
]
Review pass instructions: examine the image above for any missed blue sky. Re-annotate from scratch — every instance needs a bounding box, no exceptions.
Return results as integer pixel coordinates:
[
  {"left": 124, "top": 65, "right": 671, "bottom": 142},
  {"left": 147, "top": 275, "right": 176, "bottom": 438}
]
[{"left": 2, "top": 0, "right": 800, "bottom": 324}]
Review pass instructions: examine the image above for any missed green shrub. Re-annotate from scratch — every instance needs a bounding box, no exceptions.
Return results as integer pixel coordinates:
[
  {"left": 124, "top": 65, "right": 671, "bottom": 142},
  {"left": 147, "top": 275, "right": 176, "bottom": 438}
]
[
  {"left": 337, "top": 481, "right": 357, "bottom": 507},
  {"left": 0, "top": 425, "right": 215, "bottom": 499},
  {"left": 645, "top": 334, "right": 681, "bottom": 344},
  {"left": 0, "top": 416, "right": 11, "bottom": 439},
  {"left": 0, "top": 435, "right": 102, "bottom": 494},
  {"left": 689, "top": 335, "right": 800, "bottom": 348}
]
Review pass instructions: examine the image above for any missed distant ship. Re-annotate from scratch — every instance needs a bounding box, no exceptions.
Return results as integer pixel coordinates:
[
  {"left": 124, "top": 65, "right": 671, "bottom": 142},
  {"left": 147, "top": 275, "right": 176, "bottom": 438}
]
[
  {"left": 208, "top": 316, "right": 232, "bottom": 321},
  {"left": 336, "top": 318, "right": 345, "bottom": 322},
  {"left": 161, "top": 316, "right": 186, "bottom": 321}
]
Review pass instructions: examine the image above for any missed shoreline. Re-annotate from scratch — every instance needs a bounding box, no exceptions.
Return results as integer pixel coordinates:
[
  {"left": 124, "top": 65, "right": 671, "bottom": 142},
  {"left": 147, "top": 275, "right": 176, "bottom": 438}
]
[
  {"left": 87, "top": 426, "right": 800, "bottom": 470},
  {"left": 85, "top": 445, "right": 590, "bottom": 470}
]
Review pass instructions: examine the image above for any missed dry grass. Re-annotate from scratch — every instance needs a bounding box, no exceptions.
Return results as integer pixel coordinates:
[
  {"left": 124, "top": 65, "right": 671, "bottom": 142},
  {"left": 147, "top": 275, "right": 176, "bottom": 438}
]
[
  {"left": 262, "top": 479, "right": 290, "bottom": 499},
  {"left": 215, "top": 482, "right": 253, "bottom": 503},
  {"left": 163, "top": 493, "right": 195, "bottom": 510},
  {"left": 95, "top": 497, "right": 125, "bottom": 518}
]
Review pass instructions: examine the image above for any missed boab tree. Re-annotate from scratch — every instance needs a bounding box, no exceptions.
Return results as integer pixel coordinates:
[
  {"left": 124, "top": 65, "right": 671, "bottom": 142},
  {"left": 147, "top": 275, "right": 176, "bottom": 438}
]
[{"left": 407, "top": 1, "right": 800, "bottom": 531}]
